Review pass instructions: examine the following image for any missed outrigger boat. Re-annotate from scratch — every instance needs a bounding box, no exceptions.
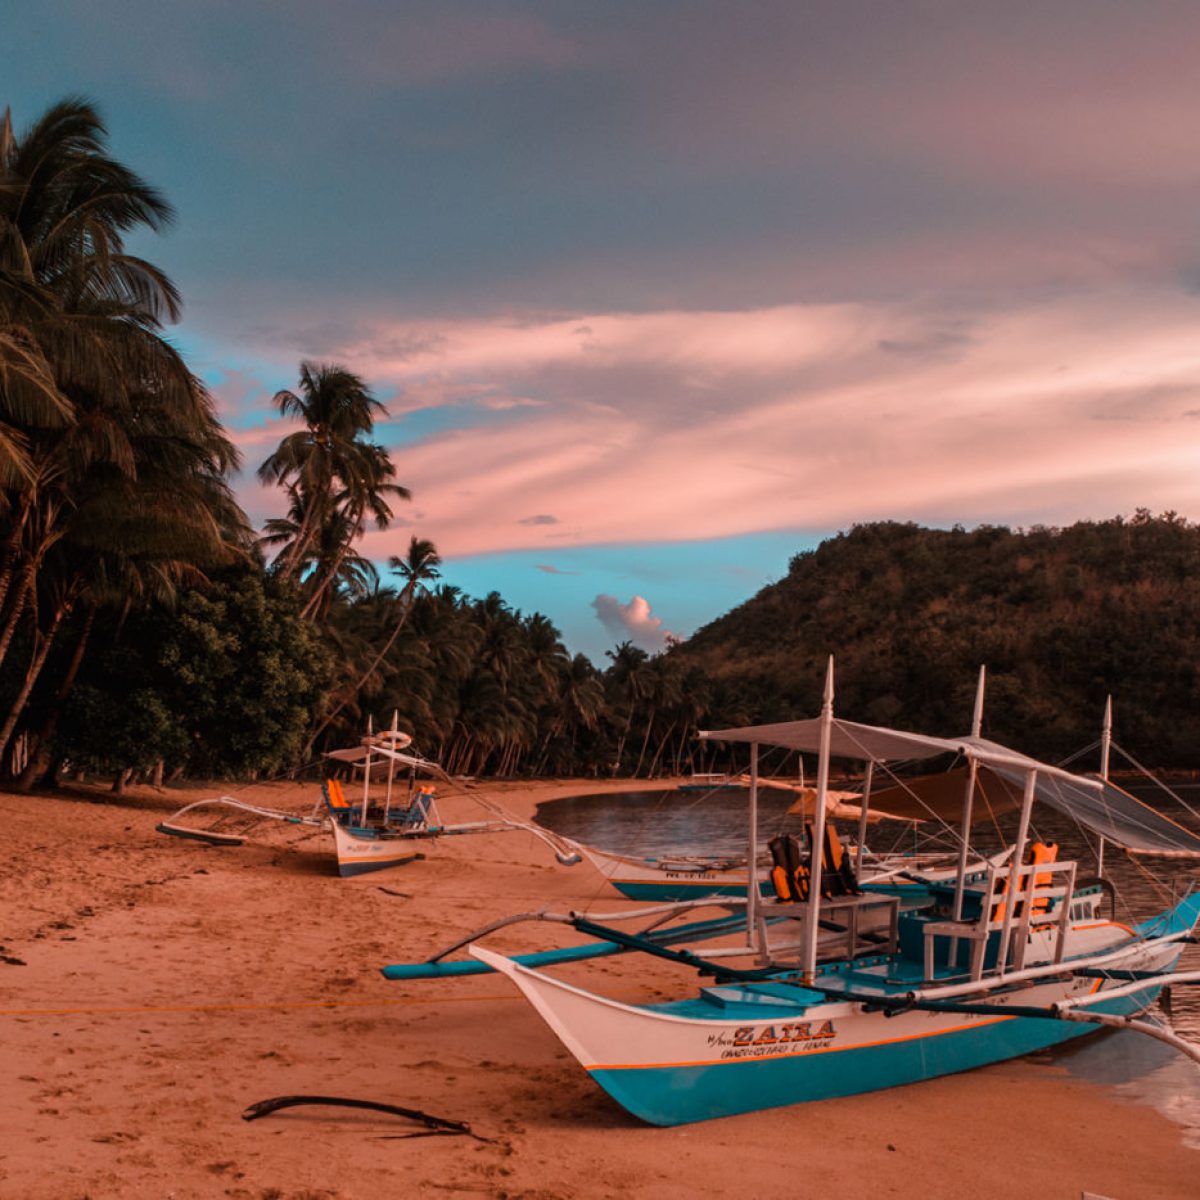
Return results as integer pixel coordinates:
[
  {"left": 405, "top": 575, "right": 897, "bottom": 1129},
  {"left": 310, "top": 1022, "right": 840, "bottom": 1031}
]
[
  {"left": 383, "top": 663, "right": 1200, "bottom": 1125},
  {"left": 158, "top": 723, "right": 581, "bottom": 877},
  {"left": 568, "top": 840, "right": 1013, "bottom": 903},
  {"left": 567, "top": 780, "right": 1018, "bottom": 905}
]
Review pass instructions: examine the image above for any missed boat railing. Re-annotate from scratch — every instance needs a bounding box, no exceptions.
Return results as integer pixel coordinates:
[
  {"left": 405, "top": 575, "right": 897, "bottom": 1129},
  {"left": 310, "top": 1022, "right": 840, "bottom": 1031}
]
[{"left": 928, "top": 858, "right": 1079, "bottom": 980}]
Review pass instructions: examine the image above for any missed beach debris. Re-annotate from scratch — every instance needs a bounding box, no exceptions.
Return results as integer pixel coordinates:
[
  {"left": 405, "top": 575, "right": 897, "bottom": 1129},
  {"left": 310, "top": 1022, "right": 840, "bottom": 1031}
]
[{"left": 241, "top": 1094, "right": 497, "bottom": 1143}]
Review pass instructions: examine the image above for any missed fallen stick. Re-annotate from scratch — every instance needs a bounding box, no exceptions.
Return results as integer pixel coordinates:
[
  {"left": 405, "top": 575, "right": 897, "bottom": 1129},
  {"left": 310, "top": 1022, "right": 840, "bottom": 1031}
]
[{"left": 241, "top": 1094, "right": 496, "bottom": 1142}]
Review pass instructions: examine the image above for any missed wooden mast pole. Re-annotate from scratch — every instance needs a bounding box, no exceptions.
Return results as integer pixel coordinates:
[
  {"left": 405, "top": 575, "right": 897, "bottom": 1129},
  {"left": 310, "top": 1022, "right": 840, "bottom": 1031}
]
[
  {"left": 802, "top": 656, "right": 835, "bottom": 984},
  {"left": 1098, "top": 695, "right": 1112, "bottom": 878},
  {"left": 952, "top": 665, "right": 987, "bottom": 923},
  {"left": 747, "top": 742, "right": 759, "bottom": 952},
  {"left": 997, "top": 767, "right": 1037, "bottom": 973},
  {"left": 384, "top": 709, "right": 399, "bottom": 820},
  {"left": 360, "top": 715, "right": 373, "bottom": 825},
  {"left": 854, "top": 761, "right": 874, "bottom": 877}
]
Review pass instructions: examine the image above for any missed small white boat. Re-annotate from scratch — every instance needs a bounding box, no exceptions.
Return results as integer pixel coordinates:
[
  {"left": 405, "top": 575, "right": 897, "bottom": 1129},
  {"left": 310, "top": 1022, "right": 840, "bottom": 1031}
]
[{"left": 158, "top": 721, "right": 581, "bottom": 877}]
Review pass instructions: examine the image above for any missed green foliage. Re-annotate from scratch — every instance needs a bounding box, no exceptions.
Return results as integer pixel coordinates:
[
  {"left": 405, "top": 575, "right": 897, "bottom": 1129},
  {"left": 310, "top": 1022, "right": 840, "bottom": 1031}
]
[
  {"left": 56, "top": 566, "right": 334, "bottom": 778},
  {"left": 676, "top": 515, "right": 1200, "bottom": 766}
]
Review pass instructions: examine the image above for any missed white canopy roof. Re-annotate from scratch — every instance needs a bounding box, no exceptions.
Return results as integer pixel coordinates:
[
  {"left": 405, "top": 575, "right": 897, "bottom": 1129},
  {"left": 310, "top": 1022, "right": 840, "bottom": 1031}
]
[
  {"left": 324, "top": 744, "right": 450, "bottom": 780},
  {"left": 698, "top": 717, "right": 1099, "bottom": 789}
]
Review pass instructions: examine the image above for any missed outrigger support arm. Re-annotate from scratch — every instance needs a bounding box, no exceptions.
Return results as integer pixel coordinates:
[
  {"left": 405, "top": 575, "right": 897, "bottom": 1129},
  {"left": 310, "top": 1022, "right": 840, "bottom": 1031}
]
[
  {"left": 800, "top": 969, "right": 1200, "bottom": 1065},
  {"left": 156, "top": 796, "right": 325, "bottom": 844},
  {"left": 419, "top": 897, "right": 749, "bottom": 962},
  {"left": 382, "top": 902, "right": 756, "bottom": 980}
]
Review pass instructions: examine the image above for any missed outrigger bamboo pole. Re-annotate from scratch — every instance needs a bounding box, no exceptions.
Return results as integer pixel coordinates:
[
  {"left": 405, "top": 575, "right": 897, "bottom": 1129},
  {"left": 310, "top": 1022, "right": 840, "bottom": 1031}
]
[{"left": 802, "top": 656, "right": 836, "bottom": 984}]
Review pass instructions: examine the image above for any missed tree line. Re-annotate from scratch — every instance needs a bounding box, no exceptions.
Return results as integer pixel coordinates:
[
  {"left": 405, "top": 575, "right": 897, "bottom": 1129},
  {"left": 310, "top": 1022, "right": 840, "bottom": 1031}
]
[{"left": 4, "top": 97, "right": 1198, "bottom": 790}]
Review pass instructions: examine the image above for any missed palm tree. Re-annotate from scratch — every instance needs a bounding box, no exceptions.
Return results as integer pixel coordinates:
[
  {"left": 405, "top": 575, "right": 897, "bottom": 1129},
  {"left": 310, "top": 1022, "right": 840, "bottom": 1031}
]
[
  {"left": 605, "top": 641, "right": 650, "bottom": 775},
  {"left": 0, "top": 97, "right": 249, "bottom": 768},
  {"left": 258, "top": 362, "right": 409, "bottom": 609},
  {"left": 0, "top": 372, "right": 250, "bottom": 766},
  {"left": 304, "top": 535, "right": 441, "bottom": 748}
]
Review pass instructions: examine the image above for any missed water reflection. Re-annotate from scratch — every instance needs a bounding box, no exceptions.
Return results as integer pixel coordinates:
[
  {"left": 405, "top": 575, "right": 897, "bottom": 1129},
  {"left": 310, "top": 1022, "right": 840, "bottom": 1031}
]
[{"left": 537, "top": 780, "right": 1200, "bottom": 1137}]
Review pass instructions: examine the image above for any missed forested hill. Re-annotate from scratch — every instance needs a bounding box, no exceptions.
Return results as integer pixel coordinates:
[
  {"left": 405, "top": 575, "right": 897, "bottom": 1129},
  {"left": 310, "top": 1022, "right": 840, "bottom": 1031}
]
[{"left": 672, "top": 514, "right": 1200, "bottom": 767}]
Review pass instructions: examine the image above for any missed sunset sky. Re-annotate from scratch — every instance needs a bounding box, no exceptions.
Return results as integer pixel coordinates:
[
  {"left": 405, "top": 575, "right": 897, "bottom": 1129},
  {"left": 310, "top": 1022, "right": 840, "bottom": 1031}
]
[{"left": 10, "top": 2, "right": 1200, "bottom": 659}]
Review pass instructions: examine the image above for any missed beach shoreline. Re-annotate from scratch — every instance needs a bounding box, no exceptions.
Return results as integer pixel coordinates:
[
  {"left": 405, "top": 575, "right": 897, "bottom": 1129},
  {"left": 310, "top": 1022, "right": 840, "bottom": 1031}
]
[{"left": 1, "top": 777, "right": 1198, "bottom": 1199}]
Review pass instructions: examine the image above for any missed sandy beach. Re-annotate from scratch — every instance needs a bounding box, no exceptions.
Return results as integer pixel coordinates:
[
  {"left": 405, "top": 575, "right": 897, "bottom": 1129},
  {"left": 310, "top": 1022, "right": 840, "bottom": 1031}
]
[{"left": 2, "top": 778, "right": 1198, "bottom": 1200}]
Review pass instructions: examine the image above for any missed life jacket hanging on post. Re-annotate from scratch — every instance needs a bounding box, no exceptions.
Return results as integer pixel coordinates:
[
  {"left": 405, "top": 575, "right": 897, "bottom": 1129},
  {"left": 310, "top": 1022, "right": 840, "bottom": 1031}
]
[
  {"left": 1028, "top": 841, "right": 1058, "bottom": 915},
  {"left": 805, "top": 822, "right": 860, "bottom": 899},
  {"left": 823, "top": 822, "right": 861, "bottom": 897},
  {"left": 992, "top": 840, "right": 1059, "bottom": 923},
  {"left": 768, "top": 833, "right": 810, "bottom": 902}
]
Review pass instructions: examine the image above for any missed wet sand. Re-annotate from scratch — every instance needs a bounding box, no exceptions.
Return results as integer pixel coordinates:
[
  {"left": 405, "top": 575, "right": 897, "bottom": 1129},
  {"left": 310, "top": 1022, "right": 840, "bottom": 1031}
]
[{"left": 1, "top": 778, "right": 1197, "bottom": 1199}]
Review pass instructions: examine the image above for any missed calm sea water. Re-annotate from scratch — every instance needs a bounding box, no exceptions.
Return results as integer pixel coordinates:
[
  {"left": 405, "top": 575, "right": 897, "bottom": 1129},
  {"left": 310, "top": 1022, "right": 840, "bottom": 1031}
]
[{"left": 537, "top": 781, "right": 1200, "bottom": 1143}]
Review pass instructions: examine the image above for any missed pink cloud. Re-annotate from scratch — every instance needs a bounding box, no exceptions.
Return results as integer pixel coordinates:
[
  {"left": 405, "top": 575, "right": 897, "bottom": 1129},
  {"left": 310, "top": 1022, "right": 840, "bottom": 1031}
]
[
  {"left": 339, "top": 287, "right": 1200, "bottom": 561},
  {"left": 592, "top": 594, "right": 675, "bottom": 653}
]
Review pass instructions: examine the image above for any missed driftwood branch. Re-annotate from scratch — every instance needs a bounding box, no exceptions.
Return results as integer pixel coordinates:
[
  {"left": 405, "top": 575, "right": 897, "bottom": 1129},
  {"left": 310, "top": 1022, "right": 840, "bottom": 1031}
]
[{"left": 241, "top": 1094, "right": 497, "bottom": 1142}]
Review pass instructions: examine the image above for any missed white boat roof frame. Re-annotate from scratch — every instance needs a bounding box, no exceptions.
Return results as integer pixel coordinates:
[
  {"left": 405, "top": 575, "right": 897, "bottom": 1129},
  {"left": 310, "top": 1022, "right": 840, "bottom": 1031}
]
[{"left": 699, "top": 716, "right": 1101, "bottom": 791}]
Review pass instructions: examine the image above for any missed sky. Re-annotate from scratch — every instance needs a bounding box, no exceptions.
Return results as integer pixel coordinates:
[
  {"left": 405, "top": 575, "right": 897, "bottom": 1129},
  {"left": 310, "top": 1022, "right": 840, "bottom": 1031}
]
[{"left": 9, "top": 1, "right": 1200, "bottom": 660}]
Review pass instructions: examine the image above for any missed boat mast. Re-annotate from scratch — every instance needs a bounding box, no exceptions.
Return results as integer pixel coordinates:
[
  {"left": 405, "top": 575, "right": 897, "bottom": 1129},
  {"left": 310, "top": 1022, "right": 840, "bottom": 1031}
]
[
  {"left": 747, "top": 742, "right": 759, "bottom": 950},
  {"left": 802, "top": 656, "right": 835, "bottom": 983},
  {"left": 361, "top": 715, "right": 374, "bottom": 825},
  {"left": 1098, "top": 695, "right": 1112, "bottom": 878},
  {"left": 952, "top": 666, "right": 987, "bottom": 924},
  {"left": 854, "top": 761, "right": 874, "bottom": 877},
  {"left": 384, "top": 710, "right": 399, "bottom": 821},
  {"left": 996, "top": 766, "right": 1038, "bottom": 972}
]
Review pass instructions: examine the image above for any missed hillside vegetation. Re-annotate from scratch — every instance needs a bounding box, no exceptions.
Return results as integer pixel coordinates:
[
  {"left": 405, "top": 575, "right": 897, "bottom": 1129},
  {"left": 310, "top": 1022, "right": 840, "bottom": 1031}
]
[{"left": 673, "top": 512, "right": 1200, "bottom": 767}]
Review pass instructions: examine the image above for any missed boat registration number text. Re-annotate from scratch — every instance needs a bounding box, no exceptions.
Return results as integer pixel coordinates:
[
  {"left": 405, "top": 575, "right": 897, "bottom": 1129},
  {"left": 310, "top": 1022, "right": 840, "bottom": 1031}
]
[{"left": 708, "top": 1021, "right": 836, "bottom": 1060}]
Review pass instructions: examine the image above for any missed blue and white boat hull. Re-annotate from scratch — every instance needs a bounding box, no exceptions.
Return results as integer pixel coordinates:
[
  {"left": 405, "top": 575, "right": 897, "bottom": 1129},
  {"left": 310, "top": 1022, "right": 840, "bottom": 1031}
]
[{"left": 470, "top": 914, "right": 1189, "bottom": 1126}]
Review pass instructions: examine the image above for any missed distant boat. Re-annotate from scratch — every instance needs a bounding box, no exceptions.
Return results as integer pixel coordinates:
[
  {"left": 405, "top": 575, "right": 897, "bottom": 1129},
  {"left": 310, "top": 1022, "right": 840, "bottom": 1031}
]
[
  {"left": 571, "top": 838, "right": 1011, "bottom": 903},
  {"left": 157, "top": 722, "right": 581, "bottom": 877},
  {"left": 677, "top": 772, "right": 746, "bottom": 791}
]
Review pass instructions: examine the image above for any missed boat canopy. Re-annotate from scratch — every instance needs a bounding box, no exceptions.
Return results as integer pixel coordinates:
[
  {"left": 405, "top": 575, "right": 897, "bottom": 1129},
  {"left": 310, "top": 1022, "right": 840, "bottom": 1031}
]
[
  {"left": 700, "top": 717, "right": 1200, "bottom": 856},
  {"left": 699, "top": 717, "right": 1095, "bottom": 788},
  {"left": 324, "top": 744, "right": 450, "bottom": 779},
  {"left": 860, "top": 765, "right": 1026, "bottom": 823},
  {"left": 992, "top": 766, "right": 1200, "bottom": 857}
]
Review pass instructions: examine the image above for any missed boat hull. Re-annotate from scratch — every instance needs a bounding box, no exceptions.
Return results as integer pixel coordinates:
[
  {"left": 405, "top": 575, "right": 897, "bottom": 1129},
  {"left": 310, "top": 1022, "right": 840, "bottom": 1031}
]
[
  {"left": 586, "top": 994, "right": 1134, "bottom": 1125},
  {"left": 330, "top": 820, "right": 424, "bottom": 877},
  {"left": 471, "top": 913, "right": 1189, "bottom": 1126},
  {"left": 576, "top": 843, "right": 981, "bottom": 904}
]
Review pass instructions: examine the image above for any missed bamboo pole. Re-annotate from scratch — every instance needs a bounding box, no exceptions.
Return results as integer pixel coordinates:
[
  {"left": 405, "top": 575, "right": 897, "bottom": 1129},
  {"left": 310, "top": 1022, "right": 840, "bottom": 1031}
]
[
  {"left": 802, "top": 656, "right": 835, "bottom": 983},
  {"left": 747, "top": 743, "right": 760, "bottom": 953},
  {"left": 1098, "top": 695, "right": 1112, "bottom": 877}
]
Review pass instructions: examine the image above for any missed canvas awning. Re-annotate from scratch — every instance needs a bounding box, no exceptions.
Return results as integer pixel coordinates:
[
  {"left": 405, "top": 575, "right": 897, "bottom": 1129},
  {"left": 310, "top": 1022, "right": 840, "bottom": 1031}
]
[
  {"left": 324, "top": 744, "right": 450, "bottom": 780},
  {"left": 699, "top": 718, "right": 1097, "bottom": 788},
  {"left": 801, "top": 761, "right": 1200, "bottom": 856},
  {"left": 858, "top": 765, "right": 1026, "bottom": 824},
  {"left": 991, "top": 766, "right": 1200, "bottom": 857}
]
